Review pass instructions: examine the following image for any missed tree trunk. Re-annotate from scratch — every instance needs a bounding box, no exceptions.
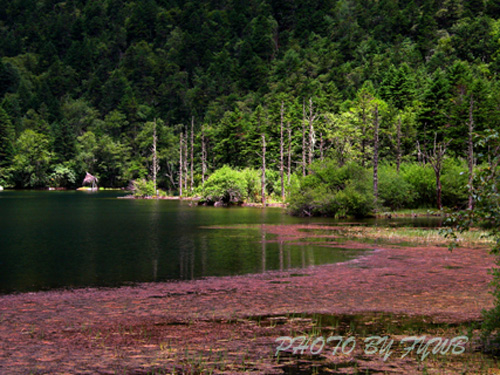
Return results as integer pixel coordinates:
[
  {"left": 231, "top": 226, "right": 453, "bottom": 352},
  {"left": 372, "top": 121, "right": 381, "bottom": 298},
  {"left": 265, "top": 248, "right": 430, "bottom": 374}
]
[
  {"left": 361, "top": 107, "right": 367, "bottom": 168},
  {"left": 184, "top": 128, "right": 188, "bottom": 193},
  {"left": 287, "top": 121, "right": 292, "bottom": 186},
  {"left": 280, "top": 101, "right": 285, "bottom": 201},
  {"left": 261, "top": 132, "right": 266, "bottom": 206},
  {"left": 302, "top": 101, "right": 306, "bottom": 177},
  {"left": 320, "top": 132, "right": 324, "bottom": 161},
  {"left": 308, "top": 98, "right": 316, "bottom": 169},
  {"left": 190, "top": 116, "right": 194, "bottom": 193},
  {"left": 152, "top": 118, "right": 158, "bottom": 196},
  {"left": 423, "top": 133, "right": 450, "bottom": 210},
  {"left": 436, "top": 171, "right": 442, "bottom": 210},
  {"left": 468, "top": 95, "right": 474, "bottom": 210},
  {"left": 201, "top": 125, "right": 206, "bottom": 184},
  {"left": 373, "top": 104, "right": 379, "bottom": 204},
  {"left": 396, "top": 116, "right": 402, "bottom": 174},
  {"left": 179, "top": 131, "right": 183, "bottom": 197}
]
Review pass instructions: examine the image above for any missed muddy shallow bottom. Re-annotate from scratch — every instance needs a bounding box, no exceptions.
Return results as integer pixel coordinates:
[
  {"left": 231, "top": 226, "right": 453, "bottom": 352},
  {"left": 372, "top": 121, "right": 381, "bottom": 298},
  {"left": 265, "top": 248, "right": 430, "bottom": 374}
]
[{"left": 0, "top": 224, "right": 498, "bottom": 374}]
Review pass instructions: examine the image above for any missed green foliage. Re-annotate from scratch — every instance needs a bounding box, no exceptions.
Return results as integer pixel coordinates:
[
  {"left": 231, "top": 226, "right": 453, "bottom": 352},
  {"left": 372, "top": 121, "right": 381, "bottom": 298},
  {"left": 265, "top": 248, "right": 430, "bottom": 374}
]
[
  {"left": 0, "top": 0, "right": 498, "bottom": 193},
  {"left": 0, "top": 107, "right": 14, "bottom": 167},
  {"left": 441, "top": 159, "right": 469, "bottom": 208},
  {"left": 240, "top": 168, "right": 261, "bottom": 203},
  {"left": 132, "top": 179, "right": 157, "bottom": 197},
  {"left": 288, "top": 161, "right": 374, "bottom": 218},
  {"left": 10, "top": 130, "right": 52, "bottom": 188},
  {"left": 49, "top": 164, "right": 76, "bottom": 188},
  {"left": 378, "top": 165, "right": 416, "bottom": 210},
  {"left": 200, "top": 166, "right": 248, "bottom": 204},
  {"left": 400, "top": 163, "right": 436, "bottom": 208}
]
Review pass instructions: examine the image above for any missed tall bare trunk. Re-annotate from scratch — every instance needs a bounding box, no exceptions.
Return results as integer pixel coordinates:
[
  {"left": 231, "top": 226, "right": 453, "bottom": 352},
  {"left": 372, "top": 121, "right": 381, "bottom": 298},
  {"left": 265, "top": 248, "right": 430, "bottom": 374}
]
[
  {"left": 373, "top": 105, "right": 379, "bottom": 204},
  {"left": 320, "top": 132, "right": 324, "bottom": 161},
  {"left": 184, "top": 128, "right": 188, "bottom": 192},
  {"left": 302, "top": 101, "right": 306, "bottom": 177},
  {"left": 396, "top": 116, "right": 402, "bottom": 174},
  {"left": 190, "top": 116, "right": 194, "bottom": 193},
  {"left": 308, "top": 98, "right": 316, "bottom": 168},
  {"left": 287, "top": 121, "right": 292, "bottom": 186},
  {"left": 152, "top": 118, "right": 158, "bottom": 196},
  {"left": 179, "top": 131, "right": 183, "bottom": 197},
  {"left": 361, "top": 107, "right": 367, "bottom": 167},
  {"left": 468, "top": 96, "right": 474, "bottom": 210},
  {"left": 201, "top": 125, "right": 206, "bottom": 184},
  {"left": 423, "top": 133, "right": 450, "bottom": 210},
  {"left": 280, "top": 101, "right": 285, "bottom": 201},
  {"left": 261, "top": 132, "right": 266, "bottom": 206}
]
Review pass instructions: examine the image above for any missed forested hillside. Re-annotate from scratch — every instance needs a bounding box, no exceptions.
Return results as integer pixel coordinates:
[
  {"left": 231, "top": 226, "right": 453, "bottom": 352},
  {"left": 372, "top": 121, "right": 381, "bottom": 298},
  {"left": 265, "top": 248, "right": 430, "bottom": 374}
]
[{"left": 0, "top": 0, "right": 499, "bottom": 207}]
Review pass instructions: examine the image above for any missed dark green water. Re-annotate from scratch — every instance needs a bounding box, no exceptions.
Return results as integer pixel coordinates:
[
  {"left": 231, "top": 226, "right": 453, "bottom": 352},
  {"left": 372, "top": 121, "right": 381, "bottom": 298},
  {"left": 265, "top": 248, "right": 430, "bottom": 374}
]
[{"left": 0, "top": 191, "right": 373, "bottom": 294}]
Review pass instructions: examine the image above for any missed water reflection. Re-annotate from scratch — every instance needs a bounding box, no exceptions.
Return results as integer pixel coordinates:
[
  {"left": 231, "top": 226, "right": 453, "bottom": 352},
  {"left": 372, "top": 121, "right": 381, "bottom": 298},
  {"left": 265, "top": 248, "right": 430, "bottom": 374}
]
[{"left": 0, "top": 191, "right": 376, "bottom": 293}]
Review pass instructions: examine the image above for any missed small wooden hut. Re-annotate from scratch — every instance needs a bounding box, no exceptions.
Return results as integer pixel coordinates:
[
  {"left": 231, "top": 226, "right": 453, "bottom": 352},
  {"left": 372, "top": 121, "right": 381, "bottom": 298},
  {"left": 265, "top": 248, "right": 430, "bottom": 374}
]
[{"left": 82, "top": 172, "right": 98, "bottom": 190}]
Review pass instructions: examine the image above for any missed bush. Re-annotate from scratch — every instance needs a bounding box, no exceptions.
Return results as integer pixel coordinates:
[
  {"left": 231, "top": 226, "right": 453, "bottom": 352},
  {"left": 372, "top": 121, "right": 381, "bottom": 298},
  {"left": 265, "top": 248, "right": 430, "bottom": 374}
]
[
  {"left": 49, "top": 164, "right": 76, "bottom": 188},
  {"left": 240, "top": 168, "right": 261, "bottom": 203},
  {"left": 378, "top": 164, "right": 416, "bottom": 210},
  {"left": 132, "top": 179, "right": 157, "bottom": 197},
  {"left": 400, "top": 163, "right": 436, "bottom": 208},
  {"left": 201, "top": 166, "right": 248, "bottom": 204},
  {"left": 288, "top": 161, "right": 374, "bottom": 218},
  {"left": 441, "top": 159, "right": 468, "bottom": 208}
]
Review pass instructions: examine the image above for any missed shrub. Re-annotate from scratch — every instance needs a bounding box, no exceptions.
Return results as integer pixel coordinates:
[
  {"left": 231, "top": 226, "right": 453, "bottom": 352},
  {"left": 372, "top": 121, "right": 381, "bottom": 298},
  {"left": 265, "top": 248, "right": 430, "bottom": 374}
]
[
  {"left": 240, "top": 168, "right": 261, "bottom": 203},
  {"left": 201, "top": 166, "right": 248, "bottom": 204},
  {"left": 132, "top": 179, "right": 156, "bottom": 197},
  {"left": 400, "top": 162, "right": 436, "bottom": 208},
  {"left": 49, "top": 164, "right": 76, "bottom": 188},
  {"left": 378, "top": 164, "right": 416, "bottom": 210},
  {"left": 441, "top": 159, "right": 468, "bottom": 208},
  {"left": 288, "top": 161, "right": 374, "bottom": 218}
]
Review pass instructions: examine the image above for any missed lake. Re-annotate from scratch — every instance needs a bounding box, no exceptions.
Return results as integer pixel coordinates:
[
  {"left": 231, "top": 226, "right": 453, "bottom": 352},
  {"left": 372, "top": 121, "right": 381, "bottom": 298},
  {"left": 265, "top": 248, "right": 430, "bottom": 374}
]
[
  {"left": 0, "top": 191, "right": 358, "bottom": 294},
  {"left": 0, "top": 191, "right": 440, "bottom": 294}
]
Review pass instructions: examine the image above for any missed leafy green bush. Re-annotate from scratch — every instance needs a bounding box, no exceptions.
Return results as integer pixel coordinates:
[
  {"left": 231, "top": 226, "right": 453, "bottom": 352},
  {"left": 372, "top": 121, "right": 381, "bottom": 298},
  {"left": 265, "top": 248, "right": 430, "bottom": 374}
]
[
  {"left": 132, "top": 179, "right": 156, "bottom": 197},
  {"left": 441, "top": 159, "right": 468, "bottom": 208},
  {"left": 0, "top": 167, "right": 13, "bottom": 188},
  {"left": 378, "top": 164, "right": 416, "bottom": 210},
  {"left": 400, "top": 162, "right": 436, "bottom": 208},
  {"left": 288, "top": 161, "right": 374, "bottom": 218},
  {"left": 49, "top": 164, "right": 76, "bottom": 188},
  {"left": 201, "top": 166, "right": 248, "bottom": 204},
  {"left": 240, "top": 168, "right": 261, "bottom": 203}
]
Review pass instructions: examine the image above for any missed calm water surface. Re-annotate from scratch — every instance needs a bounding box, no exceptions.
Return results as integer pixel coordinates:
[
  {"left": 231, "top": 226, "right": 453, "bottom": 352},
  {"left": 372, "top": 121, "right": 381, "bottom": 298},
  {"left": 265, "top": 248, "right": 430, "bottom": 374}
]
[{"left": 0, "top": 191, "right": 440, "bottom": 294}]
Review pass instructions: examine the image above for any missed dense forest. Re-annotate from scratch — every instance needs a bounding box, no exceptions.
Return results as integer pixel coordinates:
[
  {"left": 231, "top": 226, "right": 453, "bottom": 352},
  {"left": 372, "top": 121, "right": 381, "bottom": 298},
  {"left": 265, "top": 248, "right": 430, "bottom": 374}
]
[{"left": 0, "top": 0, "right": 500, "bottom": 213}]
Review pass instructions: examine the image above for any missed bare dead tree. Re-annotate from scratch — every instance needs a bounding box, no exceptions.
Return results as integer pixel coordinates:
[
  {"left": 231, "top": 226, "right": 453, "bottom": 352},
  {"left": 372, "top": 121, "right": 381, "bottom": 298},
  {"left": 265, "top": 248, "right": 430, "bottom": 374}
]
[
  {"left": 320, "top": 132, "right": 324, "bottom": 161},
  {"left": 201, "top": 124, "right": 207, "bottom": 184},
  {"left": 151, "top": 118, "right": 159, "bottom": 196},
  {"left": 280, "top": 101, "right": 285, "bottom": 201},
  {"left": 468, "top": 95, "right": 475, "bottom": 210},
  {"left": 179, "top": 131, "right": 183, "bottom": 197},
  {"left": 373, "top": 104, "right": 380, "bottom": 204},
  {"left": 190, "top": 116, "right": 194, "bottom": 193},
  {"left": 287, "top": 121, "right": 292, "bottom": 186},
  {"left": 261, "top": 129, "right": 266, "bottom": 206},
  {"left": 302, "top": 101, "right": 307, "bottom": 177},
  {"left": 423, "top": 133, "right": 451, "bottom": 210},
  {"left": 184, "top": 127, "right": 188, "bottom": 192},
  {"left": 164, "top": 161, "right": 177, "bottom": 189},
  {"left": 396, "top": 116, "right": 402, "bottom": 173},
  {"left": 308, "top": 97, "right": 317, "bottom": 168},
  {"left": 361, "top": 104, "right": 367, "bottom": 167}
]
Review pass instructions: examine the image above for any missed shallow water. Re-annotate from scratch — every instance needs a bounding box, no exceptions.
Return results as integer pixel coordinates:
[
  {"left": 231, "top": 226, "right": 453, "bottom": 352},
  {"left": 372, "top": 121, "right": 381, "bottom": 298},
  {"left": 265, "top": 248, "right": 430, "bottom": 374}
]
[{"left": 0, "top": 191, "right": 442, "bottom": 294}]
